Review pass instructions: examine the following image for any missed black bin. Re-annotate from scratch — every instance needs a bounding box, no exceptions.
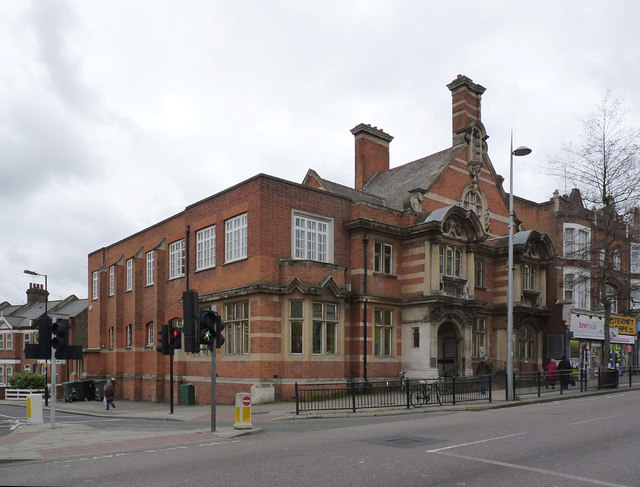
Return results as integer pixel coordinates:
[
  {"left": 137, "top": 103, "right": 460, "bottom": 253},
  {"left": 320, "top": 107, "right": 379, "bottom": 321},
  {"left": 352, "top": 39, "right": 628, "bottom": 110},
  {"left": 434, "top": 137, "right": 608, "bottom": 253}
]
[
  {"left": 62, "top": 381, "right": 80, "bottom": 402},
  {"left": 598, "top": 368, "right": 619, "bottom": 389}
]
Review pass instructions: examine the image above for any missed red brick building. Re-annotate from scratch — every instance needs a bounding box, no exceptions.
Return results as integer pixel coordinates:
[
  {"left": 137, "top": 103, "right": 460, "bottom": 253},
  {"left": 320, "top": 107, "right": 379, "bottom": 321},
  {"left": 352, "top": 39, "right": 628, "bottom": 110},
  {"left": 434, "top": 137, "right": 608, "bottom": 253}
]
[
  {"left": 0, "top": 284, "right": 87, "bottom": 392},
  {"left": 515, "top": 189, "right": 640, "bottom": 369},
  {"left": 86, "top": 75, "right": 555, "bottom": 404}
]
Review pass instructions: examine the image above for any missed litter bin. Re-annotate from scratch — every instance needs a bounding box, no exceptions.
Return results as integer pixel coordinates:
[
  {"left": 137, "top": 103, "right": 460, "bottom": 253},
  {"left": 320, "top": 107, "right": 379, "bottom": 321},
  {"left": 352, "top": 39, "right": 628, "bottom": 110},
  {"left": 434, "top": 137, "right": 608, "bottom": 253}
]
[
  {"left": 75, "top": 380, "right": 96, "bottom": 401},
  {"left": 179, "top": 383, "right": 195, "bottom": 405},
  {"left": 63, "top": 380, "right": 95, "bottom": 402},
  {"left": 62, "top": 381, "right": 80, "bottom": 402},
  {"left": 94, "top": 379, "right": 107, "bottom": 401},
  {"left": 598, "top": 368, "right": 619, "bottom": 389}
]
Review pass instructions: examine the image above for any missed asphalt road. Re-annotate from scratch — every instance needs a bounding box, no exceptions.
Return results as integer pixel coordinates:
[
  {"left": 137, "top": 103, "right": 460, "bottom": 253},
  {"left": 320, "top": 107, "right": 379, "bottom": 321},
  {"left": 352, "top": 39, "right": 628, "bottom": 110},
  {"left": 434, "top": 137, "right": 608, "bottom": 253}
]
[{"left": 3, "top": 391, "right": 640, "bottom": 486}]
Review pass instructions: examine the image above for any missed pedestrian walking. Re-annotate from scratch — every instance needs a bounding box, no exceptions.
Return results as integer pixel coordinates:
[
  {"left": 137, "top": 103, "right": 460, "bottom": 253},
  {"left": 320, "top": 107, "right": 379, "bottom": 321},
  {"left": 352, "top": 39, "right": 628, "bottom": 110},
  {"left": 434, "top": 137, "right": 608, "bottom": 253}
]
[
  {"left": 103, "top": 379, "right": 116, "bottom": 410},
  {"left": 476, "top": 355, "right": 492, "bottom": 395},
  {"left": 545, "top": 359, "right": 558, "bottom": 389},
  {"left": 559, "top": 356, "right": 572, "bottom": 390}
]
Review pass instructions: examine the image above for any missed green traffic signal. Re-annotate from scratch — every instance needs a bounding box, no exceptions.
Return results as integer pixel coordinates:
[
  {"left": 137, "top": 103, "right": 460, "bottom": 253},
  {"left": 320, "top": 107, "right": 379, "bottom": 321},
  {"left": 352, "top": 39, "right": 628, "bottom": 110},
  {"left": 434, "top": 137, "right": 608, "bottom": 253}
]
[{"left": 199, "top": 309, "right": 225, "bottom": 347}]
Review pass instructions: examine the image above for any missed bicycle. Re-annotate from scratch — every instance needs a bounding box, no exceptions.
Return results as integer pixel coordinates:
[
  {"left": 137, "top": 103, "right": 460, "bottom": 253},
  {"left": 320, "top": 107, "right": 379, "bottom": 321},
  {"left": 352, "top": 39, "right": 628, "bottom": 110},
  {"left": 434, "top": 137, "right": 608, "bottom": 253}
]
[{"left": 409, "top": 380, "right": 441, "bottom": 407}]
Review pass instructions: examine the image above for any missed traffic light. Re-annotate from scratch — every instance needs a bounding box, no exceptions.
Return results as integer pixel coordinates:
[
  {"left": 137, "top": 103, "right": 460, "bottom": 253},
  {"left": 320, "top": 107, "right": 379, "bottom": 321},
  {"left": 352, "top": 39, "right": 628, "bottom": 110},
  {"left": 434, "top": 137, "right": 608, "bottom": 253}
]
[
  {"left": 182, "top": 291, "right": 199, "bottom": 353},
  {"left": 51, "top": 318, "right": 69, "bottom": 359},
  {"left": 25, "top": 315, "right": 52, "bottom": 359},
  {"left": 199, "top": 310, "right": 217, "bottom": 346},
  {"left": 170, "top": 326, "right": 182, "bottom": 350},
  {"left": 214, "top": 314, "right": 226, "bottom": 349},
  {"left": 156, "top": 324, "right": 170, "bottom": 355},
  {"left": 199, "top": 310, "right": 226, "bottom": 349}
]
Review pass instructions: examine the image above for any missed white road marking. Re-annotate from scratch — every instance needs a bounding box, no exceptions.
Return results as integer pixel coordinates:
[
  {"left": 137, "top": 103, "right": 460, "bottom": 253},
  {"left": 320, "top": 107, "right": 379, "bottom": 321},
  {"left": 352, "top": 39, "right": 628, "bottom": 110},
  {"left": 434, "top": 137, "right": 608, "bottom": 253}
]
[
  {"left": 425, "top": 433, "right": 526, "bottom": 453},
  {"left": 432, "top": 451, "right": 629, "bottom": 487},
  {"left": 568, "top": 414, "right": 618, "bottom": 426}
]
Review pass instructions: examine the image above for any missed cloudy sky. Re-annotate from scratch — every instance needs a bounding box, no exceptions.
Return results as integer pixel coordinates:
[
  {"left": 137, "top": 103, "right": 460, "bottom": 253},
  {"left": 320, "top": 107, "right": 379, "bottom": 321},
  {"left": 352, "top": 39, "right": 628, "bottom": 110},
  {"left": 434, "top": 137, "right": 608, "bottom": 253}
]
[{"left": 2, "top": 1, "right": 640, "bottom": 304}]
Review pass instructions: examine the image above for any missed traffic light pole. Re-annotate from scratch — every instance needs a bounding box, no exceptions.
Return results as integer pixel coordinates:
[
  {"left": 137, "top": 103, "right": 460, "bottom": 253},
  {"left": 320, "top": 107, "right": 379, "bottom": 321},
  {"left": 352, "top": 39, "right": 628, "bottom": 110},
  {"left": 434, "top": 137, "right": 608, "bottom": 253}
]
[
  {"left": 50, "top": 345, "right": 56, "bottom": 429},
  {"left": 170, "top": 351, "right": 174, "bottom": 415},
  {"left": 211, "top": 342, "right": 216, "bottom": 432}
]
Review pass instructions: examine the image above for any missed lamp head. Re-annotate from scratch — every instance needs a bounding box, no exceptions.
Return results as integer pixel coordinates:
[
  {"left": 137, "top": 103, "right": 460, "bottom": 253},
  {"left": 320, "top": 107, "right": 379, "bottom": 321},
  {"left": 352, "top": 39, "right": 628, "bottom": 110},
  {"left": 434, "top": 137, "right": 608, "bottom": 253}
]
[{"left": 513, "top": 146, "right": 532, "bottom": 157}]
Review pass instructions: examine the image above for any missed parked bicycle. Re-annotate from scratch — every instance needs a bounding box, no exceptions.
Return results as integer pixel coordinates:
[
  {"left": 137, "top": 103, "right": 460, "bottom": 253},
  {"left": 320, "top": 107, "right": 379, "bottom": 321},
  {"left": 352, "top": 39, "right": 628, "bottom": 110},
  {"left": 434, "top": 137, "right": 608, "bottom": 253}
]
[{"left": 410, "top": 380, "right": 441, "bottom": 407}]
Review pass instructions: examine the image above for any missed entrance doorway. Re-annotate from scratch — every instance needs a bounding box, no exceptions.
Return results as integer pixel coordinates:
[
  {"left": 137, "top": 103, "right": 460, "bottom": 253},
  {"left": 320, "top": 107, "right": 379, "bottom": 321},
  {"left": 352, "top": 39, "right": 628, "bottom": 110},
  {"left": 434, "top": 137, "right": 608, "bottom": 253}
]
[{"left": 438, "top": 322, "right": 459, "bottom": 377}]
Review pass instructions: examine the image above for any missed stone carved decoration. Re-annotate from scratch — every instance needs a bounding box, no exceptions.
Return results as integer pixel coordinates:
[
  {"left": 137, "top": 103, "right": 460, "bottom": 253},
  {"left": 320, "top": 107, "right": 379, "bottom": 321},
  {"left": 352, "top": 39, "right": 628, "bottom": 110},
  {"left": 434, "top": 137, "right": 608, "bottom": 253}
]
[
  {"left": 410, "top": 192, "right": 424, "bottom": 214},
  {"left": 524, "top": 241, "right": 539, "bottom": 259},
  {"left": 484, "top": 208, "right": 491, "bottom": 232},
  {"left": 403, "top": 188, "right": 426, "bottom": 215},
  {"left": 430, "top": 305, "right": 474, "bottom": 327},
  {"left": 443, "top": 215, "right": 465, "bottom": 239},
  {"left": 468, "top": 160, "right": 482, "bottom": 184}
]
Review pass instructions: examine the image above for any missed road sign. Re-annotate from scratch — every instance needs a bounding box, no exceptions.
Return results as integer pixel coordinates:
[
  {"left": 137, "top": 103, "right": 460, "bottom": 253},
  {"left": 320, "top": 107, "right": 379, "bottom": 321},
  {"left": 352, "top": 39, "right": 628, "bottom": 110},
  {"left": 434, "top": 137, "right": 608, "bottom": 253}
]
[{"left": 234, "top": 392, "right": 252, "bottom": 430}]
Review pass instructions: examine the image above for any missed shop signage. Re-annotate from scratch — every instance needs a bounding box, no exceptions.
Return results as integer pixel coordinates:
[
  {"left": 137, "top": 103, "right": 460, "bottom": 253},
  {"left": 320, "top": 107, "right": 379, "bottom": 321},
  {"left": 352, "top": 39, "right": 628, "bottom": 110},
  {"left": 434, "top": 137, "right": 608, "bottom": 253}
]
[
  {"left": 570, "top": 313, "right": 604, "bottom": 340},
  {"left": 610, "top": 314, "right": 637, "bottom": 336},
  {"left": 610, "top": 326, "right": 636, "bottom": 344}
]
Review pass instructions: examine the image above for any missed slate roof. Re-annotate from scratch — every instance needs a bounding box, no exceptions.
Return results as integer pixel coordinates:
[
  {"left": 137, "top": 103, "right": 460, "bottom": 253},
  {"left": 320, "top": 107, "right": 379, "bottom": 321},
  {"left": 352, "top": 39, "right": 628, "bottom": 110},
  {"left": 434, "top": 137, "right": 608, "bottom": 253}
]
[
  {"left": 363, "top": 145, "right": 464, "bottom": 210},
  {"left": 307, "top": 144, "right": 464, "bottom": 211},
  {"left": 314, "top": 177, "right": 385, "bottom": 207},
  {"left": 0, "top": 296, "right": 87, "bottom": 330}
]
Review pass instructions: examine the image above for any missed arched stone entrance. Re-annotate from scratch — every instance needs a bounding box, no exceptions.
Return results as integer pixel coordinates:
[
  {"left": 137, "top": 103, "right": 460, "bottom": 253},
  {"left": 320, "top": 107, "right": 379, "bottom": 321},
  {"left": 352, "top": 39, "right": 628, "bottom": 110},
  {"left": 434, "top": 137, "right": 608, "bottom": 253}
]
[{"left": 437, "top": 322, "right": 460, "bottom": 376}]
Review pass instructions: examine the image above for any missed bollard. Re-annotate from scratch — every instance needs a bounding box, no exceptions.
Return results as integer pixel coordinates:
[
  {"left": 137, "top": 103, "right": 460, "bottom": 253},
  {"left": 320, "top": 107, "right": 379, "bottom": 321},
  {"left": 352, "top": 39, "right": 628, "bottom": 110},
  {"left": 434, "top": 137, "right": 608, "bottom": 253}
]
[
  {"left": 26, "top": 393, "right": 44, "bottom": 424},
  {"left": 234, "top": 393, "right": 252, "bottom": 429}
]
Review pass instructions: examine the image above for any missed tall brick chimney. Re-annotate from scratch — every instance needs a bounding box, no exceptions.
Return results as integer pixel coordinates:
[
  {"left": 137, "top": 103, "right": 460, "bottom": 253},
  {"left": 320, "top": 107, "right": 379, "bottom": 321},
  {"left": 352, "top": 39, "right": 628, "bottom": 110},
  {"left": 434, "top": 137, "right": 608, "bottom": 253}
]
[
  {"left": 26, "top": 282, "right": 48, "bottom": 305},
  {"left": 351, "top": 123, "right": 394, "bottom": 190},
  {"left": 446, "top": 74, "right": 486, "bottom": 145}
]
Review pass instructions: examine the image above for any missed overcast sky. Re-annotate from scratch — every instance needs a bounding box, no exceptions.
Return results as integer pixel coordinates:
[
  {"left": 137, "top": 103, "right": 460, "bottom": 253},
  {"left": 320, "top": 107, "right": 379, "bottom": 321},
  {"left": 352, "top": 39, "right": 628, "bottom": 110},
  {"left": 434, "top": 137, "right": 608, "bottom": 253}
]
[{"left": 2, "top": 1, "right": 640, "bottom": 305}]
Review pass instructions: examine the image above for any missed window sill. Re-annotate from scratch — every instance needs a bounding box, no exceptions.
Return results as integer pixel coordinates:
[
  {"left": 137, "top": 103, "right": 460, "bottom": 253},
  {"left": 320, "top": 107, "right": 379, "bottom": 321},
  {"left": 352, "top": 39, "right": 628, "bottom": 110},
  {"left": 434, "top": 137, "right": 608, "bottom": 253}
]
[
  {"left": 195, "top": 265, "right": 216, "bottom": 273},
  {"left": 224, "top": 257, "right": 248, "bottom": 266},
  {"left": 373, "top": 272, "right": 398, "bottom": 279}
]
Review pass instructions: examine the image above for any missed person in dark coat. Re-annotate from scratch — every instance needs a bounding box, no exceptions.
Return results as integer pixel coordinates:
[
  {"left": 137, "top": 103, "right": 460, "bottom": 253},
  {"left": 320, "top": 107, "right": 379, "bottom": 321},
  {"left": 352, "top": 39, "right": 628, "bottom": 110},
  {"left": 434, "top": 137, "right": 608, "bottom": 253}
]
[
  {"left": 558, "top": 356, "right": 572, "bottom": 390},
  {"left": 103, "top": 379, "right": 116, "bottom": 410},
  {"left": 476, "top": 355, "right": 492, "bottom": 395}
]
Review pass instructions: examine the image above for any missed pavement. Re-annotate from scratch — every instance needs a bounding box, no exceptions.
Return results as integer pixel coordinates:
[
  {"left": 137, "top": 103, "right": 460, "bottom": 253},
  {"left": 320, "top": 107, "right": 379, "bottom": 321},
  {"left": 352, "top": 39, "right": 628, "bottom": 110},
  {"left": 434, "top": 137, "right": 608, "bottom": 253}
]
[{"left": 0, "top": 384, "right": 636, "bottom": 463}]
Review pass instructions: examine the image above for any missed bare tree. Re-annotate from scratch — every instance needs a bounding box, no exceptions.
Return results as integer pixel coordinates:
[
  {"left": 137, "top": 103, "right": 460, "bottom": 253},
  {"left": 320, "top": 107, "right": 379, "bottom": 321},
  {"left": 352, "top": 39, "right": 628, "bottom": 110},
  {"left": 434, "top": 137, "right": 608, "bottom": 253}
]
[{"left": 548, "top": 92, "right": 640, "bottom": 368}]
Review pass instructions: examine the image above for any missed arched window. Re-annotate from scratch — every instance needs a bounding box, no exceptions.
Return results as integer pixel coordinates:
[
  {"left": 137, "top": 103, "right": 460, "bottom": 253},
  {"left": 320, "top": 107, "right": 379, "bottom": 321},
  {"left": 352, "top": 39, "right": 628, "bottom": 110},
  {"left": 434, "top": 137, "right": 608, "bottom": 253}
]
[{"left": 462, "top": 189, "right": 484, "bottom": 215}]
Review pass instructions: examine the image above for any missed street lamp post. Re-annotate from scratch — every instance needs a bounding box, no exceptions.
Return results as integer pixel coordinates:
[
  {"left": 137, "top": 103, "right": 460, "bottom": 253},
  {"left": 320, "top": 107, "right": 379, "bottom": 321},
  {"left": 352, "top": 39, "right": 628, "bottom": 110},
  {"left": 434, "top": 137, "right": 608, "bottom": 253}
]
[
  {"left": 507, "top": 136, "right": 532, "bottom": 401},
  {"left": 23, "top": 269, "right": 55, "bottom": 427}
]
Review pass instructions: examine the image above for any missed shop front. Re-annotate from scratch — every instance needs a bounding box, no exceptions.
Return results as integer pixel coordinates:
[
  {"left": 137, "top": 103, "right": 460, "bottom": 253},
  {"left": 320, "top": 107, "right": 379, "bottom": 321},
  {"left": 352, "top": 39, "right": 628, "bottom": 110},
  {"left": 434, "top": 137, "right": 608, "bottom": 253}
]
[
  {"left": 609, "top": 315, "right": 637, "bottom": 369},
  {"left": 569, "top": 312, "right": 637, "bottom": 370},
  {"left": 569, "top": 312, "right": 604, "bottom": 369}
]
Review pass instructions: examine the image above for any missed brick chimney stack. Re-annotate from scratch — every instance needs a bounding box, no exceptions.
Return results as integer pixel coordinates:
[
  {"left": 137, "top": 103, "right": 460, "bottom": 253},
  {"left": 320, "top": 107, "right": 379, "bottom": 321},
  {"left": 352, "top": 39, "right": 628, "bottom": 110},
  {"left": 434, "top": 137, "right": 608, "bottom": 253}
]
[
  {"left": 26, "top": 282, "right": 48, "bottom": 305},
  {"left": 351, "top": 123, "right": 394, "bottom": 191},
  {"left": 446, "top": 74, "right": 486, "bottom": 145}
]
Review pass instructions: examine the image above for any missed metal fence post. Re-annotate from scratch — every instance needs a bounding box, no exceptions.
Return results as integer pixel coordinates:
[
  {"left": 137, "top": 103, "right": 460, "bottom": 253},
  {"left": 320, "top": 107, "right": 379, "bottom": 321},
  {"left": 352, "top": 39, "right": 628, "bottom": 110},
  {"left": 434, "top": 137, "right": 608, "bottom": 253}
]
[
  {"left": 295, "top": 382, "right": 299, "bottom": 415},
  {"left": 406, "top": 378, "right": 411, "bottom": 409},
  {"left": 452, "top": 376, "right": 456, "bottom": 405},
  {"left": 537, "top": 371, "right": 541, "bottom": 398},
  {"left": 351, "top": 381, "right": 357, "bottom": 413}
]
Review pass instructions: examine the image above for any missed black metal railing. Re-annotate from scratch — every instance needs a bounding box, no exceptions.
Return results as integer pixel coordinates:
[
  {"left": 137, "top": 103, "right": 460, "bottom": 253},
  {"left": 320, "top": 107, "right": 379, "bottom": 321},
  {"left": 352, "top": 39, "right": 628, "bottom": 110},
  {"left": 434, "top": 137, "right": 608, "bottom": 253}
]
[
  {"left": 295, "top": 376, "right": 492, "bottom": 414},
  {"left": 510, "top": 365, "right": 640, "bottom": 399}
]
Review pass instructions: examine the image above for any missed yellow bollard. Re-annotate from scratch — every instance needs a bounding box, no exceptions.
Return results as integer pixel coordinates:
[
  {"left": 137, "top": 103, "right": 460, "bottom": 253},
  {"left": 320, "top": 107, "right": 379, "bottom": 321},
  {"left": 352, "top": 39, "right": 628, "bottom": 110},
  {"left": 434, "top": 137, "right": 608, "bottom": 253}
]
[
  {"left": 26, "top": 393, "right": 44, "bottom": 424},
  {"left": 234, "top": 393, "right": 252, "bottom": 429}
]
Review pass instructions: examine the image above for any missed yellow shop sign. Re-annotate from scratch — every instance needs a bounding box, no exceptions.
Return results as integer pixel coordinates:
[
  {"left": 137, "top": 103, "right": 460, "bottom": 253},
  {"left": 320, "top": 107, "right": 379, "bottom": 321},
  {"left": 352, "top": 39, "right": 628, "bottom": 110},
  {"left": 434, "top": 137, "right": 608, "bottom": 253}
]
[{"left": 610, "top": 314, "right": 637, "bottom": 336}]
